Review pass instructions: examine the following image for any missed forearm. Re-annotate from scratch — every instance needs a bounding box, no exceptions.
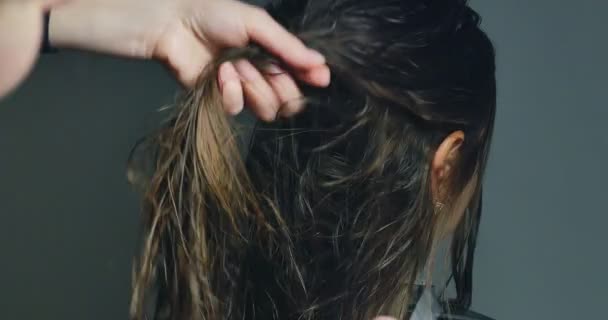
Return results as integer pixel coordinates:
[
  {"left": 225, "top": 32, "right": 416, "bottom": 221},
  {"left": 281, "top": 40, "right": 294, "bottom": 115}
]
[{"left": 48, "top": 0, "right": 163, "bottom": 59}]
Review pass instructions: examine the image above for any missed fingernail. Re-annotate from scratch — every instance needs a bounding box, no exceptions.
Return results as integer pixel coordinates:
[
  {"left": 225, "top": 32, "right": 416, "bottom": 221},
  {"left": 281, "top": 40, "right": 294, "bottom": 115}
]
[
  {"left": 222, "top": 81, "right": 244, "bottom": 115},
  {"left": 308, "top": 49, "right": 326, "bottom": 64},
  {"left": 219, "top": 62, "right": 239, "bottom": 87},
  {"left": 265, "top": 63, "right": 284, "bottom": 75},
  {"left": 234, "top": 60, "right": 258, "bottom": 82},
  {"left": 319, "top": 66, "right": 331, "bottom": 87},
  {"left": 278, "top": 100, "right": 305, "bottom": 118}
]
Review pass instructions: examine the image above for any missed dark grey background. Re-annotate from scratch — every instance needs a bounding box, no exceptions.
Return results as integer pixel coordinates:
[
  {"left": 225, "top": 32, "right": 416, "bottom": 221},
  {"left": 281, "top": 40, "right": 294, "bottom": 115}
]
[
  {"left": 0, "top": 1, "right": 606, "bottom": 319},
  {"left": 471, "top": 1, "right": 608, "bottom": 319}
]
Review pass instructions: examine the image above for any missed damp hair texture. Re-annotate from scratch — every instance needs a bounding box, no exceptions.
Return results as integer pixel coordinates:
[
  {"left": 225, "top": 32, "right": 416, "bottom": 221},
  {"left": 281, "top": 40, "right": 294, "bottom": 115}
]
[{"left": 128, "top": 0, "right": 496, "bottom": 319}]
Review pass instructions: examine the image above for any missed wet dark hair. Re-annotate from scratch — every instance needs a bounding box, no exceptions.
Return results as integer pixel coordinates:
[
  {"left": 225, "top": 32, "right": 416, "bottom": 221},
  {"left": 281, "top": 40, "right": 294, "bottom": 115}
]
[{"left": 128, "top": 0, "right": 496, "bottom": 319}]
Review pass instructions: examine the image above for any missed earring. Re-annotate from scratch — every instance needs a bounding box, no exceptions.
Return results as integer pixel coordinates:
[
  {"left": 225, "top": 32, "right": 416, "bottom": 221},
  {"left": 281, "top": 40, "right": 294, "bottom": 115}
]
[{"left": 434, "top": 202, "right": 445, "bottom": 215}]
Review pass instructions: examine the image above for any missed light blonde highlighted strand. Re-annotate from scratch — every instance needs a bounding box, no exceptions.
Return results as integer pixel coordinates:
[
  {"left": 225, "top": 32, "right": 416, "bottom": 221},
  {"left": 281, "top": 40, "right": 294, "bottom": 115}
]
[{"left": 128, "top": 49, "right": 280, "bottom": 320}]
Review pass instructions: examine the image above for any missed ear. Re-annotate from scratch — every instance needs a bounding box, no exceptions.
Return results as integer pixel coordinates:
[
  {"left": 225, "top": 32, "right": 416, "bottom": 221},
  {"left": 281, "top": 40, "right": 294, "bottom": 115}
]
[{"left": 431, "top": 131, "right": 465, "bottom": 201}]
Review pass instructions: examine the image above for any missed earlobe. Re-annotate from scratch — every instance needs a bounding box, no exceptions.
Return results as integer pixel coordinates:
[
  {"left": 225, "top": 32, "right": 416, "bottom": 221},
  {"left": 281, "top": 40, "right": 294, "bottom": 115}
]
[{"left": 431, "top": 131, "right": 465, "bottom": 199}]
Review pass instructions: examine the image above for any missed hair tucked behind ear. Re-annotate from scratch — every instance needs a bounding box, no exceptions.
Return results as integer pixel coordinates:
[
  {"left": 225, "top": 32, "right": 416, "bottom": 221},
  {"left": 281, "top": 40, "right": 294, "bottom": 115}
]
[{"left": 129, "top": 1, "right": 496, "bottom": 319}]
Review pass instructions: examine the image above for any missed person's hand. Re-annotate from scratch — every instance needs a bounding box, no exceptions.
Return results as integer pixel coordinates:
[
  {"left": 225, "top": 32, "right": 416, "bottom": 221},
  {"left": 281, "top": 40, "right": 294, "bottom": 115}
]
[
  {"left": 0, "top": 0, "right": 67, "bottom": 98},
  {"left": 50, "top": 0, "right": 330, "bottom": 121}
]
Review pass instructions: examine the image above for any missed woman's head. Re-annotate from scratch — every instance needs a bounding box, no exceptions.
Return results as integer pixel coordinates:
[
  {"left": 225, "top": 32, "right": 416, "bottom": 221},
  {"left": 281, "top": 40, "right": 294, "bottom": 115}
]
[
  {"left": 268, "top": 0, "right": 495, "bottom": 232},
  {"left": 129, "top": 0, "right": 495, "bottom": 319}
]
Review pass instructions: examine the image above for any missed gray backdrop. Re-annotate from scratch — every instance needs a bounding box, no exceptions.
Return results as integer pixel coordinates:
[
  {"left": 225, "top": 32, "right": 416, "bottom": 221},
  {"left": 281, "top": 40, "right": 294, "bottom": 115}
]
[{"left": 0, "top": 1, "right": 606, "bottom": 319}]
